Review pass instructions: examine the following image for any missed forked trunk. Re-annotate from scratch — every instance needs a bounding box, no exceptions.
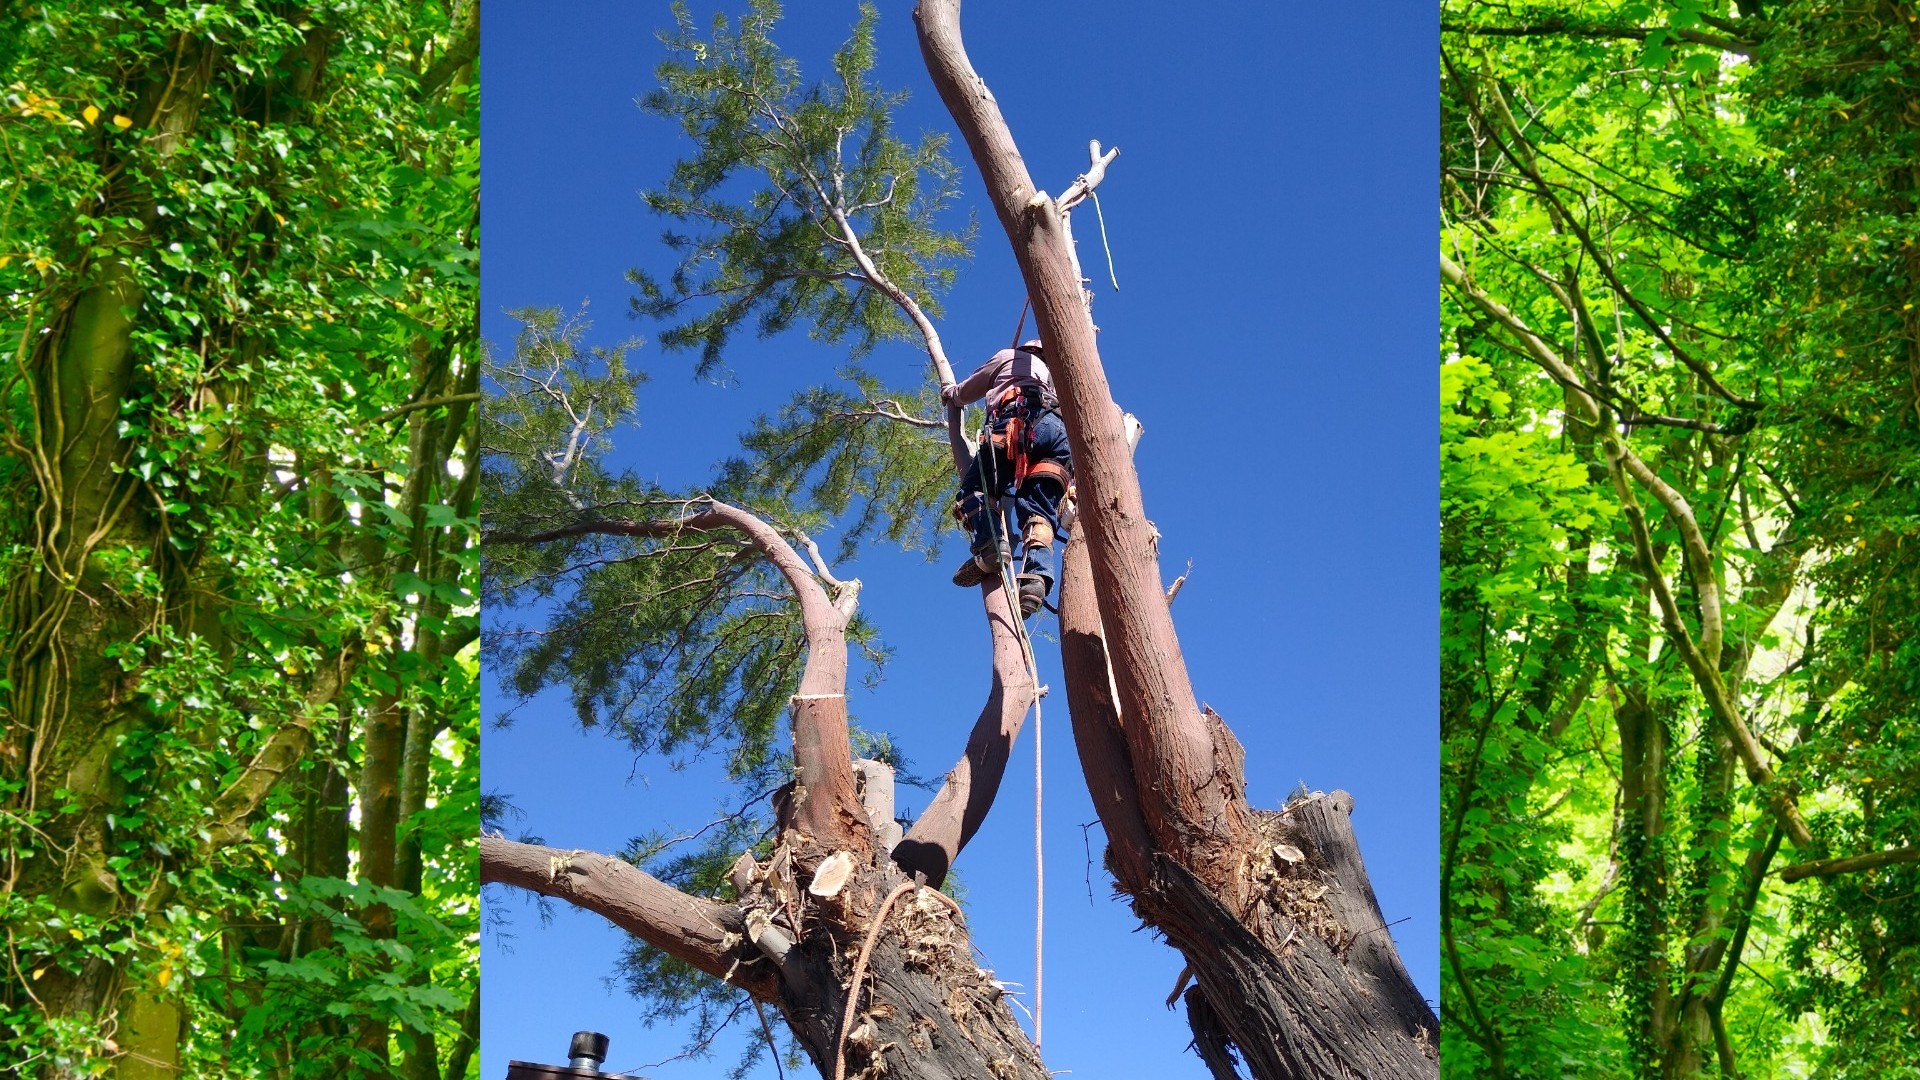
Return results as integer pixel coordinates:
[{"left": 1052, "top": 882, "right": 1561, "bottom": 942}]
[
  {"left": 482, "top": 505, "right": 1053, "bottom": 1080},
  {"left": 906, "top": 4, "right": 1441, "bottom": 1064}
]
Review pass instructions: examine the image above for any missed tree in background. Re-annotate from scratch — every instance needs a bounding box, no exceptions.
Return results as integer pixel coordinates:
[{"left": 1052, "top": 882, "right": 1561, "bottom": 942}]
[
  {"left": 1441, "top": 1, "right": 1918, "bottom": 1075},
  {"left": 483, "top": 4, "right": 1436, "bottom": 1079},
  {"left": 0, "top": 2, "right": 479, "bottom": 1076}
]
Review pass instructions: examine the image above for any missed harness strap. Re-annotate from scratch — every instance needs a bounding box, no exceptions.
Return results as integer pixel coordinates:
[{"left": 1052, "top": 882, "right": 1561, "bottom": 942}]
[{"left": 1025, "top": 458, "right": 1069, "bottom": 491}]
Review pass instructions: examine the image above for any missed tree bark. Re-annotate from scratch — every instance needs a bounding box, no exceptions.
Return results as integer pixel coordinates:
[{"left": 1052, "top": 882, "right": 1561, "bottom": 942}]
[
  {"left": 484, "top": 499, "right": 1054, "bottom": 1079},
  {"left": 913, "top": 4, "right": 1437, "bottom": 1075}
]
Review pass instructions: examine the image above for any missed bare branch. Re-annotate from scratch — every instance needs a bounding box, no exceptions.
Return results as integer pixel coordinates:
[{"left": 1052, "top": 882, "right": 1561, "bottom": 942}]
[
  {"left": 1780, "top": 846, "right": 1920, "bottom": 883},
  {"left": 1443, "top": 20, "right": 1754, "bottom": 55},
  {"left": 831, "top": 399, "right": 945, "bottom": 429},
  {"left": 480, "top": 835, "right": 775, "bottom": 998},
  {"left": 375, "top": 391, "right": 483, "bottom": 425},
  {"left": 1056, "top": 139, "right": 1120, "bottom": 213}
]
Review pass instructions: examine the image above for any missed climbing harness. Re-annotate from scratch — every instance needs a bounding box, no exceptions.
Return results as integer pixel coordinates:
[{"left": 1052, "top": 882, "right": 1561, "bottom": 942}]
[{"left": 986, "top": 385, "right": 1043, "bottom": 486}]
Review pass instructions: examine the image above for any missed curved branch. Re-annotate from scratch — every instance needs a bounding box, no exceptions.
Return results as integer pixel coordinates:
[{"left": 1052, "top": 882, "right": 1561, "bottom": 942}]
[
  {"left": 1615, "top": 450, "right": 1723, "bottom": 666},
  {"left": 489, "top": 498, "right": 864, "bottom": 846},
  {"left": 1780, "top": 846, "right": 1920, "bottom": 883},
  {"left": 892, "top": 577, "right": 1037, "bottom": 886},
  {"left": 480, "top": 835, "right": 775, "bottom": 999}
]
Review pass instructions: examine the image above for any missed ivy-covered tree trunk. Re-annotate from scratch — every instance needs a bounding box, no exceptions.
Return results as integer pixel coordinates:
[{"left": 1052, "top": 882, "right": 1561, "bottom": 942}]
[
  {"left": 1441, "top": 2, "right": 1920, "bottom": 1075},
  {"left": 1, "top": 4, "right": 479, "bottom": 1077}
]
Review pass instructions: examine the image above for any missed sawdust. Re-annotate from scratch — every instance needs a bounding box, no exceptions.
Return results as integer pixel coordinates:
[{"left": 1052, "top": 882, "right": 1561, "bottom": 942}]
[{"left": 1246, "top": 802, "right": 1347, "bottom": 953}]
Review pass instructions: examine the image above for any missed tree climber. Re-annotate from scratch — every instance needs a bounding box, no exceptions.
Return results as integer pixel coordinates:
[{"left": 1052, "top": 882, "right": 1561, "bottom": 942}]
[{"left": 944, "top": 339, "right": 1073, "bottom": 618}]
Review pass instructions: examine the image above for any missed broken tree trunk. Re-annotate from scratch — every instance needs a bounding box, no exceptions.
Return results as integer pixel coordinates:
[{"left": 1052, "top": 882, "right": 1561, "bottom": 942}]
[
  {"left": 484, "top": 832, "right": 1047, "bottom": 1080},
  {"left": 915, "top": 4, "right": 1438, "bottom": 1074}
]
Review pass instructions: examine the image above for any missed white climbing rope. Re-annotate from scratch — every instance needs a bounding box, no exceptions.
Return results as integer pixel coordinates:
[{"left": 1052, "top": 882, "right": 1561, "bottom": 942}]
[
  {"left": 980, "top": 430, "right": 1048, "bottom": 1052},
  {"left": 991, "top": 498, "right": 1047, "bottom": 1052}
]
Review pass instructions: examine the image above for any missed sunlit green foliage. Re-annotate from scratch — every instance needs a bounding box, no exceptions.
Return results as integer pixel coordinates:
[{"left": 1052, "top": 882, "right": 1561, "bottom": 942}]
[
  {"left": 0, "top": 2, "right": 478, "bottom": 1075},
  {"left": 1442, "top": 1, "right": 1919, "bottom": 1076}
]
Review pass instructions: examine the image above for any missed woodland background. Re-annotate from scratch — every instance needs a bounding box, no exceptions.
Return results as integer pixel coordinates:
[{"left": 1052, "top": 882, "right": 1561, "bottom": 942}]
[
  {"left": 1441, "top": 0, "right": 1919, "bottom": 1076},
  {"left": 1, "top": 3, "right": 478, "bottom": 1077}
]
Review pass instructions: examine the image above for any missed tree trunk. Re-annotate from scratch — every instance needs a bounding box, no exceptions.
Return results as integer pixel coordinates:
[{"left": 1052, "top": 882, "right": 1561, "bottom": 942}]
[
  {"left": 484, "top": 500, "right": 1056, "bottom": 1080},
  {"left": 913, "top": 5, "right": 1438, "bottom": 1074},
  {"left": 482, "top": 833, "right": 1047, "bottom": 1080},
  {"left": 1139, "top": 795, "right": 1439, "bottom": 1079}
]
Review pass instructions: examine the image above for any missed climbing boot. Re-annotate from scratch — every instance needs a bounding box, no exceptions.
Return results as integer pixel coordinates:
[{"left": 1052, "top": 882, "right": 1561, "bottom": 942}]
[
  {"left": 951, "top": 552, "right": 998, "bottom": 588},
  {"left": 1017, "top": 574, "right": 1048, "bottom": 618}
]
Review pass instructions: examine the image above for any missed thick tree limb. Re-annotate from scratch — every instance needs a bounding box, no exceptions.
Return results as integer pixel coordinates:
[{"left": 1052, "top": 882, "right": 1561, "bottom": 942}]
[
  {"left": 1446, "top": 251, "right": 1813, "bottom": 849},
  {"left": 1602, "top": 441, "right": 1813, "bottom": 849},
  {"left": 480, "top": 835, "right": 775, "bottom": 998},
  {"left": 893, "top": 577, "right": 1037, "bottom": 886},
  {"left": 1780, "top": 846, "right": 1920, "bottom": 883},
  {"left": 489, "top": 499, "right": 864, "bottom": 848},
  {"left": 916, "top": 0, "right": 1253, "bottom": 887}
]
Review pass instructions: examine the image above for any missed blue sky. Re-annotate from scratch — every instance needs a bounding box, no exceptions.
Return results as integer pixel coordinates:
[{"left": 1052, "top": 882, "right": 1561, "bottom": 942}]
[{"left": 480, "top": 2, "right": 1438, "bottom": 1076}]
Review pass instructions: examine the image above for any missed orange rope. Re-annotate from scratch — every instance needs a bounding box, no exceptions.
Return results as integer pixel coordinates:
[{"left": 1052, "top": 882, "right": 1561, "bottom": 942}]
[{"left": 834, "top": 880, "right": 916, "bottom": 1080}]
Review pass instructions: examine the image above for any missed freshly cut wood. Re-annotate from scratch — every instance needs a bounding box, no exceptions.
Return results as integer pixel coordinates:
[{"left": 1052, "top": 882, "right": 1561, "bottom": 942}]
[{"left": 808, "top": 851, "right": 855, "bottom": 898}]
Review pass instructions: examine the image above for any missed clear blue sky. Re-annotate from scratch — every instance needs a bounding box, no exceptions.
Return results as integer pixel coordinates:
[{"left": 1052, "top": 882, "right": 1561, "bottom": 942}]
[{"left": 480, "top": 3, "right": 1438, "bottom": 1076}]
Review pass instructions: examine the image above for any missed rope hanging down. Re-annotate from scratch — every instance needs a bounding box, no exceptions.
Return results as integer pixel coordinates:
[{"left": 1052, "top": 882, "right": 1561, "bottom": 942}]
[{"left": 980, "top": 434, "right": 1048, "bottom": 1051}]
